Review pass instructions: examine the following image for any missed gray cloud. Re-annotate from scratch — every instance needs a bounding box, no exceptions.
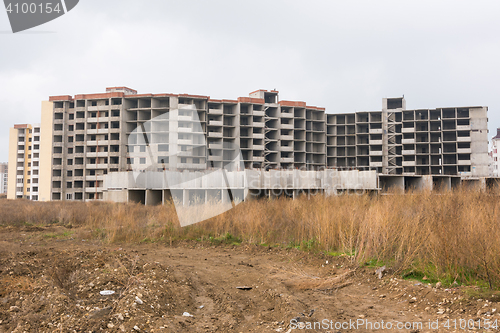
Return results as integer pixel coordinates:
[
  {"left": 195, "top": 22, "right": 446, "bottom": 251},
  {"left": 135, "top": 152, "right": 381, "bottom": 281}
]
[{"left": 1, "top": 0, "right": 500, "bottom": 161}]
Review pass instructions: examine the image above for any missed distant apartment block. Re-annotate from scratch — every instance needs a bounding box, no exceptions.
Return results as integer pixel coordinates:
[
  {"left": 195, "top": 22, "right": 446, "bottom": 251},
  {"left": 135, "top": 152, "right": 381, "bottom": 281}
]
[
  {"left": 490, "top": 128, "right": 500, "bottom": 177},
  {"left": 7, "top": 88, "right": 490, "bottom": 201},
  {"left": 7, "top": 124, "right": 50, "bottom": 200},
  {"left": 327, "top": 97, "right": 489, "bottom": 177},
  {"left": 0, "top": 163, "right": 7, "bottom": 194}
]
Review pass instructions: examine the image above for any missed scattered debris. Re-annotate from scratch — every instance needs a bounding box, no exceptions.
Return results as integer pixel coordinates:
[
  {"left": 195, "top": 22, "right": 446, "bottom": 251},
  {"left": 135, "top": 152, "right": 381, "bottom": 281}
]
[
  {"left": 236, "top": 286, "right": 253, "bottom": 290},
  {"left": 375, "top": 266, "right": 386, "bottom": 279}
]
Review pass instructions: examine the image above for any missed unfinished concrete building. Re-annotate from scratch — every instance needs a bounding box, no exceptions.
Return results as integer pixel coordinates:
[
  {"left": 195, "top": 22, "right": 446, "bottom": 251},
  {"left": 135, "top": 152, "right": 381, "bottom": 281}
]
[
  {"left": 8, "top": 88, "right": 490, "bottom": 202},
  {"left": 326, "top": 97, "right": 489, "bottom": 178}
]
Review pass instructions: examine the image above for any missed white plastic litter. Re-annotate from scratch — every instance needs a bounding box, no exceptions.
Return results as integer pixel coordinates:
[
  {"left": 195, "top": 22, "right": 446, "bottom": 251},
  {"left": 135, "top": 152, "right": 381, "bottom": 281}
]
[
  {"left": 182, "top": 312, "right": 193, "bottom": 317},
  {"left": 99, "top": 290, "right": 115, "bottom": 296}
]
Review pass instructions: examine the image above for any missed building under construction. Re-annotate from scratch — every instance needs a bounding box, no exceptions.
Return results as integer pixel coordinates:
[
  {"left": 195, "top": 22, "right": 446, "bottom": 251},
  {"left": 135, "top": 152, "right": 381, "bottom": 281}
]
[{"left": 7, "top": 87, "right": 490, "bottom": 202}]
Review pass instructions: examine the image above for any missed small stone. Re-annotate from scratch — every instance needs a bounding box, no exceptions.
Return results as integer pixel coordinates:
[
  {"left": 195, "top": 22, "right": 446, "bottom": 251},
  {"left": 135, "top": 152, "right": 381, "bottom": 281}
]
[
  {"left": 116, "top": 313, "right": 124, "bottom": 321},
  {"left": 9, "top": 306, "right": 20, "bottom": 312},
  {"left": 135, "top": 296, "right": 143, "bottom": 305},
  {"left": 119, "top": 324, "right": 126, "bottom": 332},
  {"left": 435, "top": 282, "right": 442, "bottom": 288},
  {"left": 375, "top": 266, "right": 386, "bottom": 279},
  {"left": 133, "top": 325, "right": 140, "bottom": 331},
  {"left": 107, "top": 323, "right": 114, "bottom": 329}
]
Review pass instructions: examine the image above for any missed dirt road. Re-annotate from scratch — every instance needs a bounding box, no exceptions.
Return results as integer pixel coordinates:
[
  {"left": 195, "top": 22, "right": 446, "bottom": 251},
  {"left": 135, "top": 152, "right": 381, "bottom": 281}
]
[{"left": 0, "top": 226, "right": 498, "bottom": 332}]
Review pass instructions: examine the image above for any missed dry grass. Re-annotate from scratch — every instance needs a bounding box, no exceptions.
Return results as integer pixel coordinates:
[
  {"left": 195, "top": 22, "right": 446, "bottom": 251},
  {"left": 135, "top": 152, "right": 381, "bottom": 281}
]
[
  {"left": 1, "top": 189, "right": 500, "bottom": 287},
  {"left": 283, "top": 270, "right": 354, "bottom": 291}
]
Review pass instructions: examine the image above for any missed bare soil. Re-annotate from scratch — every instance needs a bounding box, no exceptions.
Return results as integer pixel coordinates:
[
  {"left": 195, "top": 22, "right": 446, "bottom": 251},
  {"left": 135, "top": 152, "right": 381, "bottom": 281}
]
[{"left": 0, "top": 225, "right": 499, "bottom": 333}]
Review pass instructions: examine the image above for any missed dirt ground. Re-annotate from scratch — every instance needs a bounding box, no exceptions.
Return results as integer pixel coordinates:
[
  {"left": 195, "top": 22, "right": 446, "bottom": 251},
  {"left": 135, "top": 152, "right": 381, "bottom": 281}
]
[{"left": 0, "top": 226, "right": 499, "bottom": 333}]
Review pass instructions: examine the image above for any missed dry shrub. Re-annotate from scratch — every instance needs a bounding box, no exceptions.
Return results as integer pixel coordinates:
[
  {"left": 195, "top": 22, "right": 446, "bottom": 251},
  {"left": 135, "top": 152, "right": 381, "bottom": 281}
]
[
  {"left": 284, "top": 270, "right": 354, "bottom": 291},
  {"left": 2, "top": 188, "right": 500, "bottom": 287}
]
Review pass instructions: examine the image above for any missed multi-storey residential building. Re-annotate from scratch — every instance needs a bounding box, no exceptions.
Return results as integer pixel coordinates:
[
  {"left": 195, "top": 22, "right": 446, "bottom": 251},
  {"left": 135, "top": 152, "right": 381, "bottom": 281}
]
[
  {"left": 42, "top": 87, "right": 330, "bottom": 201},
  {"left": 490, "top": 128, "right": 500, "bottom": 177},
  {"left": 0, "top": 163, "right": 7, "bottom": 194},
  {"left": 327, "top": 97, "right": 489, "bottom": 177},
  {"left": 7, "top": 88, "right": 490, "bottom": 201},
  {"left": 7, "top": 124, "right": 47, "bottom": 200}
]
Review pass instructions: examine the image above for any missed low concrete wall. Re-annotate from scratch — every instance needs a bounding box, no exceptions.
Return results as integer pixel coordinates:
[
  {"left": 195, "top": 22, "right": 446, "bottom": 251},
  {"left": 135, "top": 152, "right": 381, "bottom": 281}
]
[
  {"left": 103, "top": 169, "right": 379, "bottom": 205},
  {"left": 102, "top": 170, "right": 500, "bottom": 205}
]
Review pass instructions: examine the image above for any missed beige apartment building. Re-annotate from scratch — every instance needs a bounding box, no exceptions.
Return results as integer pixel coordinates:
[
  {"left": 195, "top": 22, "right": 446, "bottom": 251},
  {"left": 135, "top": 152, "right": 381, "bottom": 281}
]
[
  {"left": 7, "top": 123, "right": 51, "bottom": 200},
  {"left": 7, "top": 87, "right": 490, "bottom": 201}
]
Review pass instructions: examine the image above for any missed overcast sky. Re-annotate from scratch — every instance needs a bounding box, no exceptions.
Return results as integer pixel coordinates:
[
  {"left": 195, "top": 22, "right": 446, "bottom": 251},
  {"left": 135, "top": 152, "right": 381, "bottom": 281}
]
[{"left": 1, "top": 0, "right": 500, "bottom": 162}]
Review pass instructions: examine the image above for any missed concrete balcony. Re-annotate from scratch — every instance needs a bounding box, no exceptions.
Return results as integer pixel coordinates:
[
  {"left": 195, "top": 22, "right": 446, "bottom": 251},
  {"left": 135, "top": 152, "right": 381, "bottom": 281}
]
[
  {"left": 457, "top": 148, "right": 472, "bottom": 154},
  {"left": 281, "top": 124, "right": 294, "bottom": 130},
  {"left": 253, "top": 145, "right": 264, "bottom": 150},
  {"left": 281, "top": 146, "right": 293, "bottom": 152},
  {"left": 86, "top": 164, "right": 109, "bottom": 169},
  {"left": 208, "top": 155, "right": 223, "bottom": 161},
  {"left": 458, "top": 160, "right": 471, "bottom": 165},
  {"left": 208, "top": 143, "right": 223, "bottom": 150},
  {"left": 208, "top": 109, "right": 223, "bottom": 115},
  {"left": 370, "top": 128, "right": 383, "bottom": 134},
  {"left": 281, "top": 135, "right": 294, "bottom": 141},
  {"left": 87, "top": 152, "right": 110, "bottom": 158},
  {"left": 403, "top": 161, "right": 416, "bottom": 167},
  {"left": 208, "top": 132, "right": 223, "bottom": 138},
  {"left": 208, "top": 120, "right": 223, "bottom": 126},
  {"left": 253, "top": 133, "right": 265, "bottom": 139},
  {"left": 370, "top": 140, "right": 383, "bottom": 145},
  {"left": 369, "top": 151, "right": 383, "bottom": 156},
  {"left": 281, "top": 112, "right": 294, "bottom": 118},
  {"left": 402, "top": 139, "right": 415, "bottom": 144},
  {"left": 402, "top": 127, "right": 415, "bottom": 133},
  {"left": 178, "top": 139, "right": 194, "bottom": 145},
  {"left": 457, "top": 136, "right": 471, "bottom": 142},
  {"left": 178, "top": 115, "right": 194, "bottom": 122},
  {"left": 253, "top": 111, "right": 265, "bottom": 117},
  {"left": 178, "top": 150, "right": 203, "bottom": 157},
  {"left": 253, "top": 122, "right": 265, "bottom": 128},
  {"left": 370, "top": 162, "right": 383, "bottom": 167},
  {"left": 85, "top": 187, "right": 104, "bottom": 193},
  {"left": 402, "top": 150, "right": 416, "bottom": 155},
  {"left": 86, "top": 129, "right": 109, "bottom": 135},
  {"left": 457, "top": 125, "right": 471, "bottom": 131},
  {"left": 87, "top": 117, "right": 109, "bottom": 123},
  {"left": 253, "top": 156, "right": 265, "bottom": 162},
  {"left": 178, "top": 127, "right": 194, "bottom": 133},
  {"left": 281, "top": 157, "right": 294, "bottom": 163}
]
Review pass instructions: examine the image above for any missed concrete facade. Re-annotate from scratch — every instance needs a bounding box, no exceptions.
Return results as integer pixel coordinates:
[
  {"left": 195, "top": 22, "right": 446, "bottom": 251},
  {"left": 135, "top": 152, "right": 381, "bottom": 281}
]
[
  {"left": 7, "top": 124, "right": 42, "bottom": 200},
  {"left": 490, "top": 128, "right": 500, "bottom": 177},
  {"left": 103, "top": 169, "right": 379, "bottom": 205},
  {"left": 8, "top": 88, "right": 491, "bottom": 202},
  {"left": 0, "top": 163, "right": 7, "bottom": 194},
  {"left": 327, "top": 97, "right": 489, "bottom": 177}
]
